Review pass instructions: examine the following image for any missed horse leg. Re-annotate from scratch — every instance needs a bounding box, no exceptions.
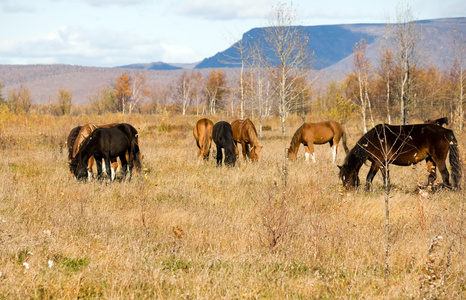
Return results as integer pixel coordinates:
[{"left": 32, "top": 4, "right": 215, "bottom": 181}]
[
  {"left": 88, "top": 156, "right": 95, "bottom": 179},
  {"left": 433, "top": 159, "right": 451, "bottom": 188},
  {"left": 119, "top": 154, "right": 128, "bottom": 181},
  {"left": 330, "top": 143, "right": 338, "bottom": 163},
  {"left": 216, "top": 144, "right": 223, "bottom": 167},
  {"left": 426, "top": 158, "right": 437, "bottom": 187},
  {"left": 304, "top": 145, "right": 310, "bottom": 162},
  {"left": 126, "top": 150, "right": 133, "bottom": 181},
  {"left": 365, "top": 162, "right": 380, "bottom": 191},
  {"left": 306, "top": 143, "right": 316, "bottom": 163},
  {"left": 104, "top": 156, "right": 112, "bottom": 181},
  {"left": 110, "top": 157, "right": 118, "bottom": 181},
  {"left": 241, "top": 141, "right": 248, "bottom": 161},
  {"left": 95, "top": 158, "right": 103, "bottom": 181}
]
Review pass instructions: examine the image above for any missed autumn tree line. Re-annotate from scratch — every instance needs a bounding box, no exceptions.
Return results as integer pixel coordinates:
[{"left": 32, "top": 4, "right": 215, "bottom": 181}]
[{"left": 0, "top": 4, "right": 464, "bottom": 134}]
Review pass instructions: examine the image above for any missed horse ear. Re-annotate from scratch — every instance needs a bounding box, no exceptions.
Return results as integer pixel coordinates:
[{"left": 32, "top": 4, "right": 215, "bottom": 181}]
[{"left": 337, "top": 165, "right": 342, "bottom": 170}]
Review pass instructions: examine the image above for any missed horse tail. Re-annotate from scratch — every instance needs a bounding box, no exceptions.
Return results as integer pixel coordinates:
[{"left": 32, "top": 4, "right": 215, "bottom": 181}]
[
  {"left": 202, "top": 125, "right": 210, "bottom": 157},
  {"left": 448, "top": 131, "right": 462, "bottom": 189},
  {"left": 288, "top": 124, "right": 303, "bottom": 157},
  {"left": 342, "top": 130, "right": 349, "bottom": 154}
]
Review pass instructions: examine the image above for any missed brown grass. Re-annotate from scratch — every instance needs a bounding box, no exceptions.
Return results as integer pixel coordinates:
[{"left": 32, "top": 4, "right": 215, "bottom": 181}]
[{"left": 0, "top": 112, "right": 465, "bottom": 299}]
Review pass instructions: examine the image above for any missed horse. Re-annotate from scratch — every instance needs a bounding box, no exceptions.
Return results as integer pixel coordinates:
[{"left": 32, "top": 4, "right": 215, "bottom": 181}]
[
  {"left": 70, "top": 123, "right": 142, "bottom": 180},
  {"left": 212, "top": 121, "right": 237, "bottom": 167},
  {"left": 424, "top": 117, "right": 448, "bottom": 127},
  {"left": 67, "top": 125, "right": 82, "bottom": 160},
  {"left": 287, "top": 120, "right": 349, "bottom": 163},
  {"left": 338, "top": 123, "right": 462, "bottom": 190},
  {"left": 71, "top": 123, "right": 119, "bottom": 178},
  {"left": 70, "top": 125, "right": 139, "bottom": 181},
  {"left": 231, "top": 119, "right": 263, "bottom": 162},
  {"left": 193, "top": 118, "right": 214, "bottom": 161}
]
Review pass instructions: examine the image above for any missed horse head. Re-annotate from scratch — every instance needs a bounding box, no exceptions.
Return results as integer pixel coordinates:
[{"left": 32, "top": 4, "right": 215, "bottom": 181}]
[
  {"left": 249, "top": 145, "right": 263, "bottom": 162},
  {"left": 338, "top": 165, "right": 360, "bottom": 189},
  {"left": 287, "top": 147, "right": 297, "bottom": 160}
]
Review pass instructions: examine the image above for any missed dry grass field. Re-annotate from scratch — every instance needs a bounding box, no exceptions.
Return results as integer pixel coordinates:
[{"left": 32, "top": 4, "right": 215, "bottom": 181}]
[{"left": 0, "top": 112, "right": 465, "bottom": 299}]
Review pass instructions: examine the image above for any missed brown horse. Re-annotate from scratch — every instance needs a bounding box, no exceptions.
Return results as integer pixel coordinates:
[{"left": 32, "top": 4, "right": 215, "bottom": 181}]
[
  {"left": 193, "top": 118, "right": 214, "bottom": 161},
  {"left": 338, "top": 123, "right": 462, "bottom": 190},
  {"left": 424, "top": 117, "right": 448, "bottom": 127},
  {"left": 287, "top": 120, "right": 349, "bottom": 163},
  {"left": 231, "top": 119, "right": 263, "bottom": 162},
  {"left": 71, "top": 123, "right": 142, "bottom": 179}
]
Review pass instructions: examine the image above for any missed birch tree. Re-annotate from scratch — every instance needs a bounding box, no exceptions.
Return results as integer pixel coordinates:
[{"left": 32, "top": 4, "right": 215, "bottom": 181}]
[
  {"left": 264, "top": 2, "right": 314, "bottom": 136},
  {"left": 385, "top": 4, "right": 421, "bottom": 124}
]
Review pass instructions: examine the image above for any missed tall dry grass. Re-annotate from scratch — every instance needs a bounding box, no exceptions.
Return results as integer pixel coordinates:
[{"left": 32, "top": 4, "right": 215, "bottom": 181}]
[{"left": 0, "top": 112, "right": 465, "bottom": 299}]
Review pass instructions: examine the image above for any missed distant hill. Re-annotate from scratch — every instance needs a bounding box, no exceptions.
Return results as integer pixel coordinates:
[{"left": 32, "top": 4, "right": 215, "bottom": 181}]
[
  {"left": 116, "top": 61, "right": 182, "bottom": 71},
  {"left": 194, "top": 18, "right": 466, "bottom": 71}
]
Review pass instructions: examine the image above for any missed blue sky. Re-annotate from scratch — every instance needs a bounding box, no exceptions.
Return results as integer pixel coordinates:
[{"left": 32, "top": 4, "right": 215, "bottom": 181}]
[{"left": 0, "top": 0, "right": 464, "bottom": 67}]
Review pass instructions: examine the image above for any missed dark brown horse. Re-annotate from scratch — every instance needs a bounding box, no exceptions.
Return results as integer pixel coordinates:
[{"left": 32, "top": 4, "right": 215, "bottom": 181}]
[
  {"left": 338, "top": 124, "right": 462, "bottom": 190},
  {"left": 70, "top": 125, "right": 139, "bottom": 181},
  {"left": 71, "top": 123, "right": 119, "bottom": 179},
  {"left": 193, "top": 118, "right": 214, "bottom": 161},
  {"left": 424, "top": 117, "right": 448, "bottom": 127},
  {"left": 231, "top": 119, "right": 263, "bottom": 162},
  {"left": 287, "top": 120, "right": 349, "bottom": 163},
  {"left": 71, "top": 123, "right": 142, "bottom": 179},
  {"left": 212, "top": 121, "right": 237, "bottom": 167}
]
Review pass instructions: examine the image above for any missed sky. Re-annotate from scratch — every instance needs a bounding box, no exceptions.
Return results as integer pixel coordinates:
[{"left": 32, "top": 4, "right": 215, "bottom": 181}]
[{"left": 0, "top": 0, "right": 464, "bottom": 67}]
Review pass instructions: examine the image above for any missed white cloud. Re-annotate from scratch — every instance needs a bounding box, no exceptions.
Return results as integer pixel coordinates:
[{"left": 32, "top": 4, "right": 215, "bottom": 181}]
[
  {"left": 0, "top": 26, "right": 168, "bottom": 67},
  {"left": 180, "top": 0, "right": 274, "bottom": 20}
]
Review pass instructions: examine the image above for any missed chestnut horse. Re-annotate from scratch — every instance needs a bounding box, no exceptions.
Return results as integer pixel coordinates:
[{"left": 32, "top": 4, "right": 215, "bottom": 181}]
[
  {"left": 193, "top": 118, "right": 214, "bottom": 161},
  {"left": 287, "top": 120, "right": 349, "bottom": 163},
  {"left": 231, "top": 119, "right": 263, "bottom": 162},
  {"left": 338, "top": 123, "right": 462, "bottom": 190},
  {"left": 67, "top": 125, "right": 82, "bottom": 160}
]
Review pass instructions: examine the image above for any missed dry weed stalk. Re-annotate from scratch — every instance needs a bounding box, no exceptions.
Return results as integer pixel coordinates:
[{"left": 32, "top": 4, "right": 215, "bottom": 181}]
[{"left": 419, "top": 235, "right": 452, "bottom": 299}]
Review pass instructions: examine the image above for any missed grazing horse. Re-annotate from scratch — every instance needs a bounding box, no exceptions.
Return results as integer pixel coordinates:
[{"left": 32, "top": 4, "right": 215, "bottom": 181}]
[
  {"left": 71, "top": 123, "right": 119, "bottom": 178},
  {"left": 425, "top": 117, "right": 448, "bottom": 127},
  {"left": 338, "top": 124, "right": 462, "bottom": 190},
  {"left": 67, "top": 125, "right": 82, "bottom": 160},
  {"left": 70, "top": 125, "right": 139, "bottom": 181},
  {"left": 193, "top": 118, "right": 214, "bottom": 161},
  {"left": 212, "top": 121, "right": 237, "bottom": 167},
  {"left": 70, "top": 123, "right": 142, "bottom": 180},
  {"left": 287, "top": 120, "right": 349, "bottom": 163},
  {"left": 231, "top": 119, "right": 263, "bottom": 162}
]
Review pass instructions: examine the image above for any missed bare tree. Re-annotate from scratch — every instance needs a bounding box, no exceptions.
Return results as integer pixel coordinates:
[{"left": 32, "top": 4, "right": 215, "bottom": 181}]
[
  {"left": 452, "top": 29, "right": 465, "bottom": 132},
  {"left": 264, "top": 2, "right": 314, "bottom": 136},
  {"left": 129, "top": 72, "right": 149, "bottom": 114},
  {"left": 385, "top": 4, "right": 421, "bottom": 124},
  {"left": 378, "top": 48, "right": 395, "bottom": 124},
  {"left": 353, "top": 39, "right": 374, "bottom": 132}
]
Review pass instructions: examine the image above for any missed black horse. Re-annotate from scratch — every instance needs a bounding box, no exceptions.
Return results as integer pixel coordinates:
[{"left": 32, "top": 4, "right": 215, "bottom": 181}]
[
  {"left": 338, "top": 123, "right": 462, "bottom": 190},
  {"left": 212, "top": 121, "right": 237, "bottom": 167},
  {"left": 424, "top": 117, "right": 448, "bottom": 127},
  {"left": 67, "top": 125, "right": 82, "bottom": 160},
  {"left": 70, "top": 124, "right": 139, "bottom": 181}
]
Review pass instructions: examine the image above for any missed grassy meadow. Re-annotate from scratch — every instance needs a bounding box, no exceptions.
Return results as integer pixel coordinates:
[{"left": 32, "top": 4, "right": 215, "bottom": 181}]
[{"left": 0, "top": 112, "right": 465, "bottom": 299}]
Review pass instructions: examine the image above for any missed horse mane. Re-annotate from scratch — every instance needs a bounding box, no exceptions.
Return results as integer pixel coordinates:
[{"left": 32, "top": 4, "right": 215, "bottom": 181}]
[
  {"left": 288, "top": 124, "right": 304, "bottom": 152},
  {"left": 244, "top": 119, "right": 260, "bottom": 147},
  {"left": 343, "top": 126, "right": 377, "bottom": 168},
  {"left": 67, "top": 126, "right": 82, "bottom": 160}
]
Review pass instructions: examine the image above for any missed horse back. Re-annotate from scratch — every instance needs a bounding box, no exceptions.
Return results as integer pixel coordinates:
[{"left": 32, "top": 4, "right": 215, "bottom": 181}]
[{"left": 194, "top": 118, "right": 213, "bottom": 142}]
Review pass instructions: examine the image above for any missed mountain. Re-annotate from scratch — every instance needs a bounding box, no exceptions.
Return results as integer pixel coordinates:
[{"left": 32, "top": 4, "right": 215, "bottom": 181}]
[
  {"left": 194, "top": 18, "right": 466, "bottom": 71},
  {"left": 116, "top": 61, "right": 182, "bottom": 71}
]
